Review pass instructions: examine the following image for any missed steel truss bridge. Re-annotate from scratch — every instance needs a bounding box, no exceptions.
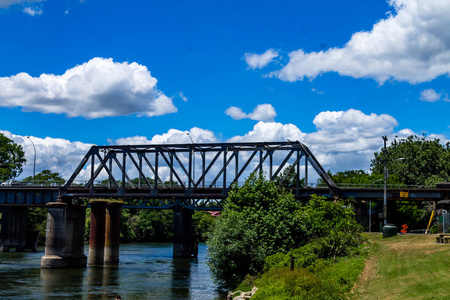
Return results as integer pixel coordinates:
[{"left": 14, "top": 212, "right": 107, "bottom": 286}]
[{"left": 1, "top": 141, "right": 450, "bottom": 210}]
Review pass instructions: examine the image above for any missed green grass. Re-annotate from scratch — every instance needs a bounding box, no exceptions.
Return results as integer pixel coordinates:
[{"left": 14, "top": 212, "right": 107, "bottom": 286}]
[
  {"left": 240, "top": 233, "right": 450, "bottom": 299},
  {"left": 354, "top": 233, "right": 450, "bottom": 299},
  {"left": 251, "top": 253, "right": 369, "bottom": 299}
]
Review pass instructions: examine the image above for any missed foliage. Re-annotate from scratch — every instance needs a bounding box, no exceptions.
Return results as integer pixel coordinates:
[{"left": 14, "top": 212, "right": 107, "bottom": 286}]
[
  {"left": 207, "top": 210, "right": 266, "bottom": 288},
  {"left": 207, "top": 173, "right": 304, "bottom": 288},
  {"left": 207, "top": 173, "right": 363, "bottom": 289},
  {"left": 371, "top": 135, "right": 450, "bottom": 186},
  {"left": 22, "top": 169, "right": 65, "bottom": 185},
  {"left": 253, "top": 254, "right": 368, "bottom": 300},
  {"left": 192, "top": 210, "right": 216, "bottom": 241},
  {"left": 263, "top": 196, "right": 363, "bottom": 271},
  {"left": 119, "top": 209, "right": 174, "bottom": 242},
  {"left": 327, "top": 168, "right": 430, "bottom": 230},
  {"left": 328, "top": 169, "right": 401, "bottom": 187},
  {"left": 26, "top": 207, "right": 47, "bottom": 244},
  {"left": 0, "top": 133, "right": 26, "bottom": 180},
  {"left": 274, "top": 164, "right": 305, "bottom": 188}
]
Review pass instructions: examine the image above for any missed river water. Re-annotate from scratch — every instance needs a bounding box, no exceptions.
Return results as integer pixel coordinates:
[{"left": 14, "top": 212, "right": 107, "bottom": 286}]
[{"left": 0, "top": 243, "right": 227, "bottom": 299}]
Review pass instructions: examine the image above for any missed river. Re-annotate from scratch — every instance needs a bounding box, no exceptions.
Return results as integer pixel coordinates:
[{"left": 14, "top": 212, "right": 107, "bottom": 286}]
[{"left": 0, "top": 243, "right": 228, "bottom": 299}]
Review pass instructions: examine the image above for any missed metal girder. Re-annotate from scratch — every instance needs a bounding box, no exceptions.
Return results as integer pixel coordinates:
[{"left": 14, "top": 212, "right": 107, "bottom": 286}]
[
  {"left": 0, "top": 188, "right": 59, "bottom": 206},
  {"left": 58, "top": 141, "right": 339, "bottom": 205}
]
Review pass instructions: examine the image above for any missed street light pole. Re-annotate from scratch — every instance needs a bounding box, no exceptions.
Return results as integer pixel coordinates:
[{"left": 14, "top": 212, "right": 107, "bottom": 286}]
[
  {"left": 26, "top": 136, "right": 36, "bottom": 185},
  {"left": 383, "top": 135, "right": 388, "bottom": 225},
  {"left": 186, "top": 133, "right": 195, "bottom": 182}
]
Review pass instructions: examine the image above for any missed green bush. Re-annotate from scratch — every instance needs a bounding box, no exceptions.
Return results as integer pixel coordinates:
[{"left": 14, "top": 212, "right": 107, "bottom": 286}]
[
  {"left": 207, "top": 173, "right": 363, "bottom": 289},
  {"left": 207, "top": 173, "right": 303, "bottom": 288}
]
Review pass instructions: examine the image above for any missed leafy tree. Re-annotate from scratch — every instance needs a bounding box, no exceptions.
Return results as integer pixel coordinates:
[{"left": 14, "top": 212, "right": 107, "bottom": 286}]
[
  {"left": 0, "top": 133, "right": 26, "bottom": 180},
  {"left": 26, "top": 208, "right": 48, "bottom": 244},
  {"left": 192, "top": 210, "right": 216, "bottom": 241},
  {"left": 207, "top": 173, "right": 306, "bottom": 288},
  {"left": 274, "top": 164, "right": 305, "bottom": 188},
  {"left": 22, "top": 169, "right": 65, "bottom": 185},
  {"left": 120, "top": 209, "right": 174, "bottom": 242},
  {"left": 207, "top": 173, "right": 363, "bottom": 289},
  {"left": 329, "top": 169, "right": 401, "bottom": 187},
  {"left": 371, "top": 135, "right": 450, "bottom": 186}
]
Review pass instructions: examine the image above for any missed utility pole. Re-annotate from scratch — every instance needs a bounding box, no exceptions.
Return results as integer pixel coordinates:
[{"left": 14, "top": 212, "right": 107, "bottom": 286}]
[{"left": 383, "top": 135, "right": 388, "bottom": 225}]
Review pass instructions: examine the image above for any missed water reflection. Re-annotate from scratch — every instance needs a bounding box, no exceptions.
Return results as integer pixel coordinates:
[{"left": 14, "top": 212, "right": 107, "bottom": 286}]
[
  {"left": 41, "top": 268, "right": 86, "bottom": 299},
  {"left": 0, "top": 243, "right": 227, "bottom": 299},
  {"left": 171, "top": 258, "right": 192, "bottom": 299}
]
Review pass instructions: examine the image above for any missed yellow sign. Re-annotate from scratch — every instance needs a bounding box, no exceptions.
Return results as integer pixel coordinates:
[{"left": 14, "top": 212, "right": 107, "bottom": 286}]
[{"left": 400, "top": 191, "right": 409, "bottom": 198}]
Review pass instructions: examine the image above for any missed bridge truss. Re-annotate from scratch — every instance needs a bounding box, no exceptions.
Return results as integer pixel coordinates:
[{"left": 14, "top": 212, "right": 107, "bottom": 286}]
[{"left": 59, "top": 141, "right": 339, "bottom": 209}]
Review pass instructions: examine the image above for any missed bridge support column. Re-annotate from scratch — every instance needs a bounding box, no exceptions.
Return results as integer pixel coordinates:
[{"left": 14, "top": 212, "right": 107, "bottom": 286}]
[
  {"left": 88, "top": 201, "right": 107, "bottom": 266},
  {"left": 41, "top": 203, "right": 87, "bottom": 268},
  {"left": 0, "top": 206, "right": 27, "bottom": 252},
  {"left": 104, "top": 202, "right": 122, "bottom": 264},
  {"left": 173, "top": 207, "right": 197, "bottom": 258}
]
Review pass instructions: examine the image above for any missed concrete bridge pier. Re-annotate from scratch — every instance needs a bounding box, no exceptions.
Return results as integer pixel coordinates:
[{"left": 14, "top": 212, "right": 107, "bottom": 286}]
[
  {"left": 41, "top": 202, "right": 87, "bottom": 268},
  {"left": 104, "top": 202, "right": 122, "bottom": 264},
  {"left": 88, "top": 200, "right": 107, "bottom": 266},
  {"left": 0, "top": 206, "right": 27, "bottom": 252},
  {"left": 173, "top": 206, "right": 198, "bottom": 258}
]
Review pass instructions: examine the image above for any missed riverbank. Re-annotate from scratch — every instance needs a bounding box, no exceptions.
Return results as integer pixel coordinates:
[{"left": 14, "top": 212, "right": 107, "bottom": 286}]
[
  {"left": 354, "top": 233, "right": 450, "bottom": 299},
  {"left": 233, "top": 233, "right": 450, "bottom": 299}
]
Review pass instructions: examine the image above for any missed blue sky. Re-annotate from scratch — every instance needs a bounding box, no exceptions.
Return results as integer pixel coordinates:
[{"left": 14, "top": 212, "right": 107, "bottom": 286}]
[{"left": 0, "top": 0, "right": 449, "bottom": 180}]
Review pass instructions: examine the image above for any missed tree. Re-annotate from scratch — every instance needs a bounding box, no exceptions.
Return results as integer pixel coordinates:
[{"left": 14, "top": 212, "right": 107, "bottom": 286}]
[
  {"left": 0, "top": 133, "right": 26, "bottom": 180},
  {"left": 207, "top": 173, "right": 306, "bottom": 288},
  {"left": 22, "top": 169, "right": 65, "bottom": 185},
  {"left": 329, "top": 169, "right": 401, "bottom": 186},
  {"left": 274, "top": 164, "right": 305, "bottom": 188},
  {"left": 207, "top": 173, "right": 363, "bottom": 289},
  {"left": 371, "top": 135, "right": 450, "bottom": 186}
]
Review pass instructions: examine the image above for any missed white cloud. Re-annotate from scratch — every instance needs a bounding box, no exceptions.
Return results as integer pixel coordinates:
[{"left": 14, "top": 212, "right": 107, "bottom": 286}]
[
  {"left": 1, "top": 130, "right": 93, "bottom": 181},
  {"left": 23, "top": 5, "right": 42, "bottom": 15},
  {"left": 420, "top": 88, "right": 449, "bottom": 102},
  {"left": 244, "top": 49, "right": 279, "bottom": 70},
  {"left": 225, "top": 104, "right": 277, "bottom": 122},
  {"left": 311, "top": 88, "right": 324, "bottom": 95},
  {"left": 0, "top": 57, "right": 177, "bottom": 119},
  {"left": 6, "top": 109, "right": 441, "bottom": 183},
  {"left": 268, "top": 0, "right": 450, "bottom": 84},
  {"left": 227, "top": 121, "right": 306, "bottom": 143},
  {"left": 420, "top": 89, "right": 441, "bottom": 102},
  {"left": 227, "top": 109, "right": 399, "bottom": 172},
  {"left": 0, "top": 0, "right": 44, "bottom": 9},
  {"left": 178, "top": 92, "right": 188, "bottom": 102},
  {"left": 111, "top": 127, "right": 219, "bottom": 145}
]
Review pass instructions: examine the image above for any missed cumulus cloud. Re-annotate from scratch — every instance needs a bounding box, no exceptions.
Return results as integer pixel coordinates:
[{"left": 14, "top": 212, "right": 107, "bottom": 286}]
[
  {"left": 1, "top": 130, "right": 93, "bottom": 181},
  {"left": 268, "top": 0, "right": 450, "bottom": 84},
  {"left": 225, "top": 104, "right": 277, "bottom": 122},
  {"left": 420, "top": 89, "right": 449, "bottom": 102},
  {"left": 0, "top": 57, "right": 177, "bottom": 119},
  {"left": 244, "top": 49, "right": 279, "bottom": 70},
  {"left": 227, "top": 121, "right": 306, "bottom": 143},
  {"left": 0, "top": 0, "right": 44, "bottom": 9},
  {"left": 227, "top": 109, "right": 399, "bottom": 171},
  {"left": 111, "top": 127, "right": 219, "bottom": 145},
  {"left": 6, "top": 108, "right": 436, "bottom": 182}
]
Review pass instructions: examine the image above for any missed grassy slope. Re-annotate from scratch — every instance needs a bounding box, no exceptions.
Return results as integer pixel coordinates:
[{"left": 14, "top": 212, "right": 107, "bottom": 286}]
[{"left": 355, "top": 233, "right": 450, "bottom": 300}]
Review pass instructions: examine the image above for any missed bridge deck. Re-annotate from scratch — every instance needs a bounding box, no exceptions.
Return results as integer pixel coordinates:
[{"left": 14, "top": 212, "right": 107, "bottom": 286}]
[{"left": 0, "top": 186, "right": 449, "bottom": 209}]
